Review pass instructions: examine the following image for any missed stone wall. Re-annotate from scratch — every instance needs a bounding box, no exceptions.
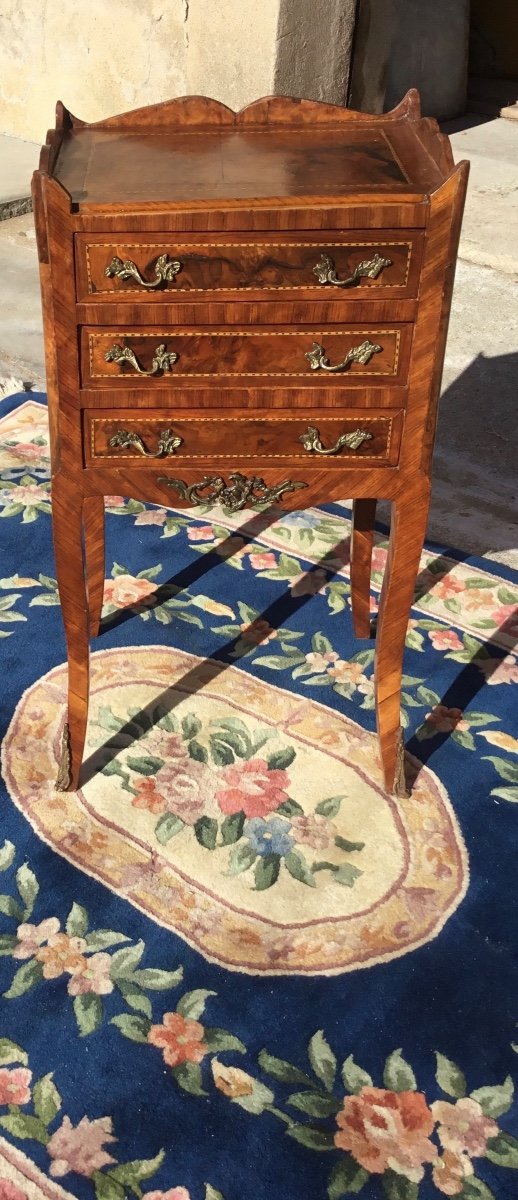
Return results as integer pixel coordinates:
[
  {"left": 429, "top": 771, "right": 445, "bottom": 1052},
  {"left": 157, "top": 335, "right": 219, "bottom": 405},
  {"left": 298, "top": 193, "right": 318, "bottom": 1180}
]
[{"left": 0, "top": 0, "right": 356, "bottom": 141}]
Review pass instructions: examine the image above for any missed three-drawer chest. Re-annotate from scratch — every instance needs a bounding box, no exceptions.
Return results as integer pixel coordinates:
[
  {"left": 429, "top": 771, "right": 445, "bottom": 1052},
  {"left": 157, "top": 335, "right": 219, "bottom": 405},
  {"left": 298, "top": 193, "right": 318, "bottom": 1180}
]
[{"left": 32, "top": 90, "right": 468, "bottom": 796}]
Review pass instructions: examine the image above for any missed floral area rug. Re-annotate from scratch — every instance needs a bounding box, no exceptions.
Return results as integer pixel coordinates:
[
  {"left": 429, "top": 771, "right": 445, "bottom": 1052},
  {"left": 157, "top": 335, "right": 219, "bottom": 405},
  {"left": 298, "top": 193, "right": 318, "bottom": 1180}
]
[{"left": 0, "top": 391, "right": 517, "bottom": 1200}]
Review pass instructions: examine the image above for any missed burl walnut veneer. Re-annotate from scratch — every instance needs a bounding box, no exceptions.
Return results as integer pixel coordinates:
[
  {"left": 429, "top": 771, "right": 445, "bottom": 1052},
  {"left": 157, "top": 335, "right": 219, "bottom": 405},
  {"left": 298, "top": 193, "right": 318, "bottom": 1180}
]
[{"left": 32, "top": 90, "right": 468, "bottom": 796}]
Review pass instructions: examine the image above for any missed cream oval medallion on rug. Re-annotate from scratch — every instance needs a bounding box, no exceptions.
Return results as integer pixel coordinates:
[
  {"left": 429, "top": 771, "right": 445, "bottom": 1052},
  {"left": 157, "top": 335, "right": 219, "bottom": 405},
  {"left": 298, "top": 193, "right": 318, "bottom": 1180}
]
[{"left": 2, "top": 646, "right": 469, "bottom": 976}]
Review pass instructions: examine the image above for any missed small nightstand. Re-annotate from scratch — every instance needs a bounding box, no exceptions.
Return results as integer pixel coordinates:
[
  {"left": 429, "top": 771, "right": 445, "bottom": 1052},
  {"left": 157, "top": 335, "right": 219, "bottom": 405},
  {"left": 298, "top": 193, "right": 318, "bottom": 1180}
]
[{"left": 32, "top": 90, "right": 468, "bottom": 795}]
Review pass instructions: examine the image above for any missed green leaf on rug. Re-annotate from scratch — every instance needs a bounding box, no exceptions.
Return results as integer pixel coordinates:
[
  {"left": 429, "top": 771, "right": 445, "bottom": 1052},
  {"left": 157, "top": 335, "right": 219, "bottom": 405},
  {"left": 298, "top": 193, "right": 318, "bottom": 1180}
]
[
  {"left": 0, "top": 1111, "right": 49, "bottom": 1144},
  {"left": 110, "top": 1148, "right": 165, "bottom": 1185},
  {"left": 258, "top": 1050, "right": 314, "bottom": 1087},
  {"left": 110, "top": 941, "right": 145, "bottom": 979},
  {"left": 267, "top": 746, "right": 296, "bottom": 770},
  {"left": 209, "top": 736, "right": 235, "bottom": 766},
  {"left": 177, "top": 989, "right": 216, "bottom": 1020},
  {"left": 286, "top": 1124, "right": 335, "bottom": 1150},
  {"left": 383, "top": 1049, "right": 417, "bottom": 1092},
  {"left": 483, "top": 757, "right": 518, "bottom": 783},
  {"left": 335, "top": 837, "right": 365, "bottom": 853},
  {"left": 181, "top": 713, "right": 202, "bottom": 739},
  {"left": 155, "top": 813, "right": 185, "bottom": 844},
  {"left": 74, "top": 993, "right": 103, "bottom": 1037},
  {"left": 254, "top": 854, "right": 280, "bottom": 890},
  {"left": 285, "top": 850, "right": 316, "bottom": 887},
  {"left": 116, "top": 980, "right": 152, "bottom": 1019},
  {"left": 471, "top": 1075, "right": 514, "bottom": 1117},
  {"left": 462, "top": 1179, "right": 497, "bottom": 1199},
  {"left": 220, "top": 811, "right": 245, "bottom": 845},
  {"left": 0, "top": 934, "right": 17, "bottom": 955},
  {"left": 382, "top": 1171, "right": 418, "bottom": 1200},
  {"left": 0, "top": 840, "right": 15, "bottom": 871},
  {"left": 203, "top": 1027, "right": 246, "bottom": 1054},
  {"left": 490, "top": 786, "right": 518, "bottom": 802},
  {"left": 226, "top": 843, "right": 257, "bottom": 876},
  {"left": 33, "top": 1073, "right": 62, "bottom": 1125},
  {"left": 189, "top": 739, "right": 209, "bottom": 763},
  {"left": 3, "top": 958, "right": 44, "bottom": 999},
  {"left": 485, "top": 1131, "right": 518, "bottom": 1168},
  {"left": 308, "top": 1030, "right": 337, "bottom": 1091},
  {"left": 435, "top": 1052, "right": 467, "bottom": 1098},
  {"left": 11, "top": 866, "right": 36, "bottom": 913},
  {"left": 277, "top": 798, "right": 304, "bottom": 817},
  {"left": 110, "top": 1014, "right": 151, "bottom": 1043},
  {"left": 286, "top": 1090, "right": 341, "bottom": 1117},
  {"left": 84, "top": 931, "right": 131, "bottom": 952},
  {"left": 131, "top": 967, "right": 183, "bottom": 991},
  {"left": 172, "top": 1061, "right": 207, "bottom": 1096},
  {"left": 205, "top": 1187, "right": 225, "bottom": 1200},
  {"left": 65, "top": 902, "right": 89, "bottom": 937},
  {"left": 341, "top": 1055, "right": 374, "bottom": 1094},
  {"left": 328, "top": 1157, "right": 369, "bottom": 1196},
  {"left": 0, "top": 895, "right": 23, "bottom": 920},
  {"left": 315, "top": 795, "right": 345, "bottom": 818},
  {"left": 92, "top": 1172, "right": 125, "bottom": 1200},
  {"left": 126, "top": 754, "right": 164, "bottom": 776},
  {"left": 0, "top": 1037, "right": 28, "bottom": 1066},
  {"left": 195, "top": 816, "right": 219, "bottom": 849}
]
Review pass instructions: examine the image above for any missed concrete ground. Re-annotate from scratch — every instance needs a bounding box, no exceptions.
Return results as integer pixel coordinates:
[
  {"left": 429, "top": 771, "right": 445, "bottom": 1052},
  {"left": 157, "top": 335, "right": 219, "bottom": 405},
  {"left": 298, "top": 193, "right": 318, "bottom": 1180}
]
[{"left": 0, "top": 118, "right": 516, "bottom": 565}]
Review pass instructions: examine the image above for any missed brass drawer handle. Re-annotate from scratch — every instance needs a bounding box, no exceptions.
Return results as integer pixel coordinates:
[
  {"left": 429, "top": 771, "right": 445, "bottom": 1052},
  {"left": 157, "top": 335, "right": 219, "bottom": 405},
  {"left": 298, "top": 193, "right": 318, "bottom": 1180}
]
[
  {"left": 104, "top": 253, "right": 182, "bottom": 289},
  {"left": 305, "top": 338, "right": 381, "bottom": 373},
  {"left": 157, "top": 472, "right": 307, "bottom": 513},
  {"left": 108, "top": 427, "right": 182, "bottom": 458},
  {"left": 299, "top": 425, "right": 374, "bottom": 455},
  {"left": 313, "top": 251, "right": 392, "bottom": 288},
  {"left": 104, "top": 342, "right": 178, "bottom": 376}
]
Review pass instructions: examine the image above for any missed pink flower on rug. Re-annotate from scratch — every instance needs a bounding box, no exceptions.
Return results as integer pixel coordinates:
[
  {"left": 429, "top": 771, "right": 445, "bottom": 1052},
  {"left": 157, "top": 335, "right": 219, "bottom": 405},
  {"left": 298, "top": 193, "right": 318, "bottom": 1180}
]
[
  {"left": 146, "top": 1191, "right": 191, "bottom": 1200},
  {"left": 187, "top": 524, "right": 215, "bottom": 541},
  {"left": 432, "top": 1149, "right": 474, "bottom": 1195},
  {"left": 67, "top": 952, "right": 114, "bottom": 996},
  {"left": 155, "top": 758, "right": 208, "bottom": 825},
  {"left": 335, "top": 1087, "right": 437, "bottom": 1182},
  {"left": 239, "top": 619, "right": 277, "bottom": 645},
  {"left": 104, "top": 495, "right": 126, "bottom": 507},
  {"left": 291, "top": 813, "right": 336, "bottom": 850},
  {"left": 2, "top": 484, "right": 48, "bottom": 505},
  {"left": 215, "top": 535, "right": 246, "bottom": 559},
  {"left": 428, "top": 575, "right": 465, "bottom": 600},
  {"left": 215, "top": 759, "right": 290, "bottom": 818},
  {"left": 134, "top": 508, "right": 168, "bottom": 526},
  {"left": 35, "top": 932, "right": 88, "bottom": 979},
  {"left": 304, "top": 650, "right": 339, "bottom": 672},
  {"left": 103, "top": 574, "right": 158, "bottom": 609},
  {"left": 425, "top": 706, "right": 468, "bottom": 733},
  {"left": 490, "top": 603, "right": 518, "bottom": 635},
  {"left": 0, "top": 1183, "right": 29, "bottom": 1200},
  {"left": 13, "top": 916, "right": 60, "bottom": 959},
  {"left": 132, "top": 778, "right": 168, "bottom": 815},
  {"left": 0, "top": 1067, "right": 32, "bottom": 1106},
  {"left": 9, "top": 441, "right": 45, "bottom": 461},
  {"left": 290, "top": 568, "right": 328, "bottom": 597},
  {"left": 477, "top": 654, "right": 518, "bottom": 686},
  {"left": 328, "top": 660, "right": 367, "bottom": 688},
  {"left": 47, "top": 1115, "right": 117, "bottom": 1178},
  {"left": 428, "top": 629, "right": 463, "bottom": 652},
  {"left": 148, "top": 1012, "right": 208, "bottom": 1068},
  {"left": 431, "top": 1097, "right": 498, "bottom": 1158},
  {"left": 248, "top": 551, "right": 277, "bottom": 570}
]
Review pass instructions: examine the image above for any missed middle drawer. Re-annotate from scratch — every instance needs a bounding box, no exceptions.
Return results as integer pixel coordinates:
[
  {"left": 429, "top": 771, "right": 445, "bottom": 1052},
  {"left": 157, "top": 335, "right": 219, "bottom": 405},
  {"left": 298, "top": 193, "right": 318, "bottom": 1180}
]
[{"left": 81, "top": 324, "right": 411, "bottom": 387}]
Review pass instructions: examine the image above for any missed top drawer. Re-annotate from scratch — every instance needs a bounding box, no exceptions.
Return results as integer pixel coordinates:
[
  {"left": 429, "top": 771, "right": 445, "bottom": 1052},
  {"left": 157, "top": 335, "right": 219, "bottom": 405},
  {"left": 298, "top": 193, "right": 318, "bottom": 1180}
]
[{"left": 75, "top": 231, "right": 423, "bottom": 303}]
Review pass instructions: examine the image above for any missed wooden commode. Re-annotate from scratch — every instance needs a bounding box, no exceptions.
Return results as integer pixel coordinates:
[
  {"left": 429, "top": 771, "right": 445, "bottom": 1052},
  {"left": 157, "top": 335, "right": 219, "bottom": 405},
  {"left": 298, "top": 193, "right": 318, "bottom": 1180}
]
[{"left": 32, "top": 90, "right": 468, "bottom": 795}]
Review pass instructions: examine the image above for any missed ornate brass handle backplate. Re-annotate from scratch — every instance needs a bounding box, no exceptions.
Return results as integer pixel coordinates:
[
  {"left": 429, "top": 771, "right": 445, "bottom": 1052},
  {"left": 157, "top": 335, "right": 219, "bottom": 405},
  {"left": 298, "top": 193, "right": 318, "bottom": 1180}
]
[
  {"left": 108, "top": 428, "right": 183, "bottom": 458},
  {"left": 305, "top": 338, "right": 382, "bottom": 373},
  {"left": 157, "top": 472, "right": 307, "bottom": 513},
  {"left": 313, "top": 251, "right": 392, "bottom": 288},
  {"left": 104, "top": 343, "right": 178, "bottom": 376},
  {"left": 104, "top": 253, "right": 182, "bottom": 289},
  {"left": 299, "top": 425, "right": 373, "bottom": 455}
]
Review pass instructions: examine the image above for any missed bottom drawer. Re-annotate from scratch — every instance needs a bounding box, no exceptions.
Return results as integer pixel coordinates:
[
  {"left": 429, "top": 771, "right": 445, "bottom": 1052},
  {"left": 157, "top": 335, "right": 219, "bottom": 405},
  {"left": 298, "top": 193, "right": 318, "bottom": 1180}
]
[{"left": 84, "top": 408, "right": 404, "bottom": 468}]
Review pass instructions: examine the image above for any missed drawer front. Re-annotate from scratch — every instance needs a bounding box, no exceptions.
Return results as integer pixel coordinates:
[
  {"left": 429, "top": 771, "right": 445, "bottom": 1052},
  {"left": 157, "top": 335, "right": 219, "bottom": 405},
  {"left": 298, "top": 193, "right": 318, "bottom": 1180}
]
[
  {"left": 75, "top": 232, "right": 422, "bottom": 301},
  {"left": 84, "top": 408, "right": 404, "bottom": 468},
  {"left": 82, "top": 325, "right": 411, "bottom": 387}
]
